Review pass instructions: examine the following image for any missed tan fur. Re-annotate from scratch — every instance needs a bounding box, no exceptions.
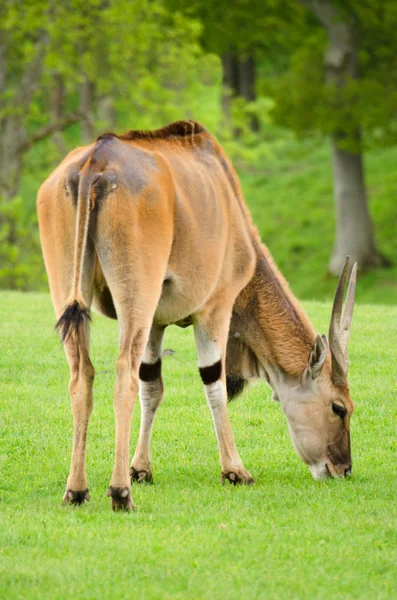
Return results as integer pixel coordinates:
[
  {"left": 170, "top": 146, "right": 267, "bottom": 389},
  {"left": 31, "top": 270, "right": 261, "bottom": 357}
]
[
  {"left": 226, "top": 250, "right": 355, "bottom": 481},
  {"left": 37, "top": 121, "right": 355, "bottom": 510},
  {"left": 212, "top": 145, "right": 315, "bottom": 374},
  {"left": 232, "top": 247, "right": 315, "bottom": 375},
  {"left": 38, "top": 121, "right": 256, "bottom": 509}
]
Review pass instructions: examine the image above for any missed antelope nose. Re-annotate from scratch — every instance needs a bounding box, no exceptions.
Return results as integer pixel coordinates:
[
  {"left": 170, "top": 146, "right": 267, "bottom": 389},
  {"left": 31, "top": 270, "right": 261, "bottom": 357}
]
[{"left": 344, "top": 467, "right": 352, "bottom": 477}]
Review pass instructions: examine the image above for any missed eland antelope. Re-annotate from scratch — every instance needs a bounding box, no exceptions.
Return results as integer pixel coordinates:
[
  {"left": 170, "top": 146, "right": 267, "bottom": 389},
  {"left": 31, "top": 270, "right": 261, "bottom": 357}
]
[{"left": 37, "top": 120, "right": 356, "bottom": 511}]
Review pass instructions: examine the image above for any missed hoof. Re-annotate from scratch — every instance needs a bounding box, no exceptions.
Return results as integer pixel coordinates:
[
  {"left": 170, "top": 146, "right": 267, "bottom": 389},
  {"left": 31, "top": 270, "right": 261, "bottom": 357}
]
[
  {"left": 63, "top": 489, "right": 90, "bottom": 505},
  {"left": 107, "top": 486, "right": 134, "bottom": 512},
  {"left": 221, "top": 471, "right": 255, "bottom": 486},
  {"left": 130, "top": 466, "right": 153, "bottom": 484}
]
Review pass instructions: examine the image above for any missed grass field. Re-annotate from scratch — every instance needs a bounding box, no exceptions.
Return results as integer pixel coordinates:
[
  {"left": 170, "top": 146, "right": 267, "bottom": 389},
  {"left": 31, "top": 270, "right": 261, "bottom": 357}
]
[{"left": 1, "top": 291, "right": 396, "bottom": 599}]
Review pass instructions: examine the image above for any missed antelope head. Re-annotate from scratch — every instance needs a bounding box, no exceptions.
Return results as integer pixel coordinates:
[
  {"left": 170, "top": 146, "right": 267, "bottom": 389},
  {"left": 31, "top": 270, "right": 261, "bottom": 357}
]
[
  {"left": 226, "top": 257, "right": 357, "bottom": 481},
  {"left": 279, "top": 258, "right": 357, "bottom": 480}
]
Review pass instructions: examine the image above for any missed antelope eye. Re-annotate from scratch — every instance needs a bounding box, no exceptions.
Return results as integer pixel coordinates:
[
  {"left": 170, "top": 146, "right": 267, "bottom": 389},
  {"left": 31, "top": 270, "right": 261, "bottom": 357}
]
[{"left": 332, "top": 403, "right": 347, "bottom": 418}]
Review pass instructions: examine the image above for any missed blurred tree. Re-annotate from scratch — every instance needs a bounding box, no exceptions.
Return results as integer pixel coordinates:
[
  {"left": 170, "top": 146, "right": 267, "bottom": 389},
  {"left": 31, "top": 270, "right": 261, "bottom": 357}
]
[
  {"left": 174, "top": 0, "right": 395, "bottom": 274},
  {"left": 0, "top": 0, "right": 203, "bottom": 201},
  {"left": 0, "top": 2, "right": 82, "bottom": 202},
  {"left": 221, "top": 54, "right": 258, "bottom": 131},
  {"left": 50, "top": 73, "right": 67, "bottom": 153},
  {"left": 80, "top": 76, "right": 95, "bottom": 143},
  {"left": 168, "top": 0, "right": 307, "bottom": 131},
  {"left": 273, "top": 0, "right": 397, "bottom": 273},
  {"left": 0, "top": 0, "right": 204, "bottom": 289}
]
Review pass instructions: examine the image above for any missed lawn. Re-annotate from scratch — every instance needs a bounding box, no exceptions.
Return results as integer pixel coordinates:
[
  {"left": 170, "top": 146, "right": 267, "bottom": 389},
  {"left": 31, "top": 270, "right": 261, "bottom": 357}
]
[{"left": 0, "top": 291, "right": 396, "bottom": 599}]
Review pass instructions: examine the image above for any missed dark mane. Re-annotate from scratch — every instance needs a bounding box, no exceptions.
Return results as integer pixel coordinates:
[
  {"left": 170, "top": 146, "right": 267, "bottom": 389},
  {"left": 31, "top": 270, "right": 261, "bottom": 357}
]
[{"left": 97, "top": 120, "right": 206, "bottom": 143}]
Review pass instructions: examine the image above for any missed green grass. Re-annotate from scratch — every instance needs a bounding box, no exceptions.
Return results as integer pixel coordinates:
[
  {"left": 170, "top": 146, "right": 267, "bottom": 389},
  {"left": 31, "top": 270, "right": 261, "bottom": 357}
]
[{"left": 1, "top": 292, "right": 396, "bottom": 599}]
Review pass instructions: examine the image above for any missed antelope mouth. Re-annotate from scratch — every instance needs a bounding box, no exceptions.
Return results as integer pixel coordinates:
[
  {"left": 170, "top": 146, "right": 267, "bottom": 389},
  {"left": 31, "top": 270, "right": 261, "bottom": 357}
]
[
  {"left": 309, "top": 459, "right": 351, "bottom": 480},
  {"left": 310, "top": 458, "right": 349, "bottom": 480},
  {"left": 325, "top": 460, "right": 338, "bottom": 478}
]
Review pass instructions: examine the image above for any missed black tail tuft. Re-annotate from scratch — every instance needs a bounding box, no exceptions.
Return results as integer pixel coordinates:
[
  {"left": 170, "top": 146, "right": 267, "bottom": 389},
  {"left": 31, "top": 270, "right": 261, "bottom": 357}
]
[
  {"left": 226, "top": 375, "right": 247, "bottom": 402},
  {"left": 55, "top": 300, "right": 91, "bottom": 343}
]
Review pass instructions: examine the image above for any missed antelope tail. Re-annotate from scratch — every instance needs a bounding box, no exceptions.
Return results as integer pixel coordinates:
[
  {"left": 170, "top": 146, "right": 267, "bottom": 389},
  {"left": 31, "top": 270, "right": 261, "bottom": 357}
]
[{"left": 55, "top": 162, "right": 94, "bottom": 343}]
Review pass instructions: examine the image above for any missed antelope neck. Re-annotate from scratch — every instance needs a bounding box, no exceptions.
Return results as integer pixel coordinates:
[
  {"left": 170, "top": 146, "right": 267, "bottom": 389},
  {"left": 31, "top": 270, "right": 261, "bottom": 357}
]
[{"left": 232, "top": 245, "right": 316, "bottom": 383}]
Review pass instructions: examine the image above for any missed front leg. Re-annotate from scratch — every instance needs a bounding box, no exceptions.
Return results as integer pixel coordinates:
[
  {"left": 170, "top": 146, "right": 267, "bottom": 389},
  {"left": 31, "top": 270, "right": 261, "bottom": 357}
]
[{"left": 194, "top": 308, "right": 254, "bottom": 485}]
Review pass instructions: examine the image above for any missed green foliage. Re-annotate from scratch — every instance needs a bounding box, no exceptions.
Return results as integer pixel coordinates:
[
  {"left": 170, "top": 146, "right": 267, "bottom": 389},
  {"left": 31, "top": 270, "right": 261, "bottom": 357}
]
[
  {"left": 1, "top": 0, "right": 222, "bottom": 290},
  {"left": 240, "top": 136, "right": 397, "bottom": 304},
  {"left": 270, "top": 1, "right": 397, "bottom": 150},
  {"left": 0, "top": 1, "right": 47, "bottom": 75},
  {"left": 1, "top": 292, "right": 397, "bottom": 598},
  {"left": 0, "top": 197, "right": 45, "bottom": 290},
  {"left": 1, "top": 0, "right": 212, "bottom": 163},
  {"left": 267, "top": 33, "right": 327, "bottom": 138},
  {"left": 21, "top": 0, "right": 209, "bottom": 134},
  {"left": 219, "top": 96, "right": 277, "bottom": 166},
  {"left": 168, "top": 0, "right": 308, "bottom": 59},
  {"left": 3, "top": 0, "right": 397, "bottom": 295}
]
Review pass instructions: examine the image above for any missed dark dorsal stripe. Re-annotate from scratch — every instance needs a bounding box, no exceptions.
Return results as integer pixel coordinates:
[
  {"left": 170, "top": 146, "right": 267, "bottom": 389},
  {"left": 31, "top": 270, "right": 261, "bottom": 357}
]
[
  {"left": 97, "top": 120, "right": 206, "bottom": 143},
  {"left": 199, "top": 361, "right": 222, "bottom": 386},
  {"left": 139, "top": 359, "right": 162, "bottom": 382}
]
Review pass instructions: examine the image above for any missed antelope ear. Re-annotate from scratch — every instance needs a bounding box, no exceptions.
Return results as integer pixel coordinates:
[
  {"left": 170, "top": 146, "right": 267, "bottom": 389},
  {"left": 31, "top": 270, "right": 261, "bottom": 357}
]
[
  {"left": 321, "top": 333, "right": 329, "bottom": 351},
  {"left": 308, "top": 334, "right": 327, "bottom": 379}
]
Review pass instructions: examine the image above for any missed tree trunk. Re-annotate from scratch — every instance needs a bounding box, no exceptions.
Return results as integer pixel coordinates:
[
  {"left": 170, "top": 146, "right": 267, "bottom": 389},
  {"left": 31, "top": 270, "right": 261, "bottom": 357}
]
[
  {"left": 0, "top": 36, "right": 82, "bottom": 202},
  {"left": 51, "top": 73, "right": 66, "bottom": 153},
  {"left": 80, "top": 75, "right": 95, "bottom": 143},
  {"left": 0, "top": 42, "right": 6, "bottom": 96},
  {"left": 0, "top": 117, "right": 24, "bottom": 200},
  {"left": 221, "top": 53, "right": 239, "bottom": 121},
  {"left": 329, "top": 136, "right": 385, "bottom": 273},
  {"left": 221, "top": 53, "right": 258, "bottom": 132},
  {"left": 298, "top": 0, "right": 387, "bottom": 274},
  {"left": 238, "top": 54, "right": 259, "bottom": 131},
  {"left": 0, "top": 32, "right": 48, "bottom": 200}
]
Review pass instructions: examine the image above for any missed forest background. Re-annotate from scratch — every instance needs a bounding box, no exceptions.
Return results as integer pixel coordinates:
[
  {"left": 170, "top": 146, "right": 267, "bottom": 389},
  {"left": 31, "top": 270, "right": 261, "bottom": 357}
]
[{"left": 1, "top": 0, "right": 396, "bottom": 304}]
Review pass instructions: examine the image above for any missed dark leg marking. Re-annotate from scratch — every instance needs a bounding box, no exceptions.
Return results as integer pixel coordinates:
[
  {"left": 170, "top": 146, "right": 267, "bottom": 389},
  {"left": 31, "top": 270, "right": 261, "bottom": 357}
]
[
  {"left": 107, "top": 486, "right": 134, "bottom": 512},
  {"left": 130, "top": 466, "right": 153, "bottom": 484},
  {"left": 226, "top": 375, "right": 247, "bottom": 401},
  {"left": 221, "top": 471, "right": 255, "bottom": 485},
  {"left": 139, "top": 358, "right": 162, "bottom": 382},
  {"left": 63, "top": 489, "right": 90, "bottom": 505},
  {"left": 199, "top": 360, "right": 222, "bottom": 385}
]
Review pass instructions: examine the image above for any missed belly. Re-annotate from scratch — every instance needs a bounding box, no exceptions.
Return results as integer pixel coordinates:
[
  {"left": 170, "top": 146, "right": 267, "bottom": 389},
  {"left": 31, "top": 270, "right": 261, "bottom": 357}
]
[{"left": 153, "top": 274, "right": 213, "bottom": 326}]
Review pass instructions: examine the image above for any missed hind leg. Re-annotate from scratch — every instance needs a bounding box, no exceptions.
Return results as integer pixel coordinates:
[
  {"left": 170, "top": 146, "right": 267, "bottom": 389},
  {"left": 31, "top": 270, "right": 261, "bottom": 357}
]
[
  {"left": 96, "top": 249, "right": 166, "bottom": 510},
  {"left": 92, "top": 178, "right": 173, "bottom": 510},
  {"left": 62, "top": 330, "right": 94, "bottom": 504},
  {"left": 106, "top": 306, "right": 164, "bottom": 510},
  {"left": 130, "top": 324, "right": 165, "bottom": 484},
  {"left": 38, "top": 193, "right": 95, "bottom": 505}
]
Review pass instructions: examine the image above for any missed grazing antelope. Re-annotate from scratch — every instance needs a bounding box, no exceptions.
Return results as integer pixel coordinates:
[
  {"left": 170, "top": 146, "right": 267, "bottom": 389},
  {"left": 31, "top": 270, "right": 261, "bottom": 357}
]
[{"left": 37, "top": 120, "right": 356, "bottom": 511}]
